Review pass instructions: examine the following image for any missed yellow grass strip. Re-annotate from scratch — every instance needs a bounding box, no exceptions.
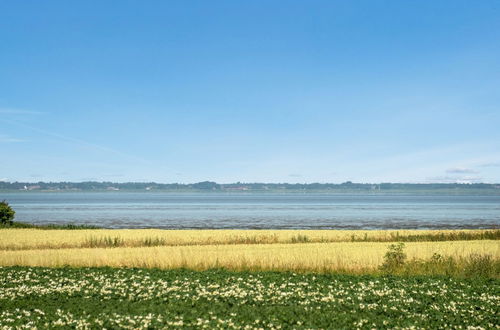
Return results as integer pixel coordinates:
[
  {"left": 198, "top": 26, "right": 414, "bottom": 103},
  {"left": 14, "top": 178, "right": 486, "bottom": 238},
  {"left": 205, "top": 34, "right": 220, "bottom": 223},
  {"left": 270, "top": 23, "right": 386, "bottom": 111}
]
[
  {"left": 0, "top": 241, "right": 497, "bottom": 272},
  {"left": 0, "top": 229, "right": 497, "bottom": 250}
]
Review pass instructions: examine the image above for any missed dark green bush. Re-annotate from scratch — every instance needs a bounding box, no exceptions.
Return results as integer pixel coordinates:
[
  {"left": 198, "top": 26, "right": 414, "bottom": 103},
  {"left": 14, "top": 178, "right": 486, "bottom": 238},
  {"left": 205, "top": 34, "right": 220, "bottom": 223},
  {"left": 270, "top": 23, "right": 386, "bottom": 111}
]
[
  {"left": 0, "top": 200, "right": 15, "bottom": 225},
  {"left": 380, "top": 242, "right": 407, "bottom": 271}
]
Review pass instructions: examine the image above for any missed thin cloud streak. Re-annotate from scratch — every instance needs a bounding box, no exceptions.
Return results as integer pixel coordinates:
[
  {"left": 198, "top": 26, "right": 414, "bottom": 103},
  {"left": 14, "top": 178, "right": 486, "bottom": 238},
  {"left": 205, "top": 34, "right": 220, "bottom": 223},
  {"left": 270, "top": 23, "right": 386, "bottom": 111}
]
[
  {"left": 350, "top": 142, "right": 500, "bottom": 183},
  {"left": 0, "top": 108, "right": 44, "bottom": 115},
  {"left": 0, "top": 135, "right": 25, "bottom": 143},
  {"left": 1, "top": 118, "right": 152, "bottom": 165},
  {"left": 446, "top": 167, "right": 479, "bottom": 174},
  {"left": 479, "top": 162, "right": 500, "bottom": 168}
]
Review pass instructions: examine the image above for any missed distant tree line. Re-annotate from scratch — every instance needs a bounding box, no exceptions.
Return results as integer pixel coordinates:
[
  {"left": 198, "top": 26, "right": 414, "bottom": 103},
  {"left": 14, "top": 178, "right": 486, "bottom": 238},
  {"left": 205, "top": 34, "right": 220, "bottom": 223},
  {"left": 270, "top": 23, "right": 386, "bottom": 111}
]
[{"left": 0, "top": 181, "right": 499, "bottom": 192}]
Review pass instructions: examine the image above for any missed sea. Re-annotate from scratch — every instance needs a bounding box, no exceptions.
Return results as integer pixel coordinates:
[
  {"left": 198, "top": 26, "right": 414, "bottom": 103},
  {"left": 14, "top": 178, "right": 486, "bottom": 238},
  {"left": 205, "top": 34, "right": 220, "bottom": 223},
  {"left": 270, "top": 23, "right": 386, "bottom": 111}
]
[{"left": 1, "top": 192, "right": 499, "bottom": 230}]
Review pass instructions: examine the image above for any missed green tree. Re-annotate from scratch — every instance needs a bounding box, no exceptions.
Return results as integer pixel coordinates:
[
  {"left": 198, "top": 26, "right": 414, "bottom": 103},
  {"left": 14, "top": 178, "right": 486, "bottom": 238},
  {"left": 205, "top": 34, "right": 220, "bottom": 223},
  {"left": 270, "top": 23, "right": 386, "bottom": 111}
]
[{"left": 0, "top": 200, "right": 15, "bottom": 225}]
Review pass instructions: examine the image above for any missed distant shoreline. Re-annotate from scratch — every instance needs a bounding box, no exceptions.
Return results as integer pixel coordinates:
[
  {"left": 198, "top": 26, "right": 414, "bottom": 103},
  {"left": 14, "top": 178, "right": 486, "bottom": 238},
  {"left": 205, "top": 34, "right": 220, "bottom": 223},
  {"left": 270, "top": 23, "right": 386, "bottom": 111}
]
[
  {"left": 1, "top": 181, "right": 500, "bottom": 194},
  {"left": 2, "top": 190, "right": 500, "bottom": 196},
  {"left": 3, "top": 189, "right": 500, "bottom": 195}
]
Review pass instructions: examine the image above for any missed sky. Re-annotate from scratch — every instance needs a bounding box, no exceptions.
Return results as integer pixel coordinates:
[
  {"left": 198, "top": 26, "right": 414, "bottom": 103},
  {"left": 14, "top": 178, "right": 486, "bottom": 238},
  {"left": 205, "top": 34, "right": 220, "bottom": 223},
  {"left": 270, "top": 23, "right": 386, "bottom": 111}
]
[{"left": 1, "top": 1, "right": 500, "bottom": 184}]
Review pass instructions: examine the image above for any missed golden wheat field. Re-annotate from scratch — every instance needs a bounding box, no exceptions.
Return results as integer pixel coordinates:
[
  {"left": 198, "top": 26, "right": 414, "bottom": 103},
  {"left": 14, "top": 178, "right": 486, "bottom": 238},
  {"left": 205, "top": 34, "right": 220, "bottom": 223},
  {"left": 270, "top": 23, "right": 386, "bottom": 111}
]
[
  {"left": 0, "top": 229, "right": 498, "bottom": 272},
  {"left": 0, "top": 240, "right": 498, "bottom": 272},
  {"left": 0, "top": 228, "right": 497, "bottom": 250}
]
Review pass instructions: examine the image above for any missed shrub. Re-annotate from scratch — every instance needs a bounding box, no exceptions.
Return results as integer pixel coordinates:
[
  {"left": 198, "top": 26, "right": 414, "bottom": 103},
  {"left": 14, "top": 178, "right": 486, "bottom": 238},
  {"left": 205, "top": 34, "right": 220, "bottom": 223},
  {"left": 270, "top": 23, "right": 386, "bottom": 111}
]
[
  {"left": 380, "top": 242, "right": 406, "bottom": 272},
  {"left": 0, "top": 200, "right": 15, "bottom": 225},
  {"left": 463, "top": 254, "right": 497, "bottom": 278},
  {"left": 142, "top": 237, "right": 167, "bottom": 247},
  {"left": 84, "top": 236, "right": 124, "bottom": 248},
  {"left": 291, "top": 234, "right": 310, "bottom": 243}
]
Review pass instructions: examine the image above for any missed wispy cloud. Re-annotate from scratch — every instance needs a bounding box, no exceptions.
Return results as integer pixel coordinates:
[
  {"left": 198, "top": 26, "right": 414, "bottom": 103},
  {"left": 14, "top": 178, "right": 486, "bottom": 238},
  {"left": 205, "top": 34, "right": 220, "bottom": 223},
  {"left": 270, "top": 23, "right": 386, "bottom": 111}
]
[
  {"left": 0, "top": 135, "right": 24, "bottom": 143},
  {"left": 446, "top": 167, "right": 479, "bottom": 174},
  {"left": 0, "top": 108, "right": 44, "bottom": 115},
  {"left": 479, "top": 162, "right": 500, "bottom": 168},
  {"left": 288, "top": 173, "right": 303, "bottom": 178},
  {"left": 0, "top": 118, "right": 151, "bottom": 165}
]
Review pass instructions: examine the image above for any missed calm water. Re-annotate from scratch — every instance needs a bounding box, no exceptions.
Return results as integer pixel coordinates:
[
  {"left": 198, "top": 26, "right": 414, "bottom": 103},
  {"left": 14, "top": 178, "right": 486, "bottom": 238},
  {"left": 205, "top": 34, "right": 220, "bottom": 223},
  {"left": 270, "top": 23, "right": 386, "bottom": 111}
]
[{"left": 2, "top": 192, "right": 500, "bottom": 229}]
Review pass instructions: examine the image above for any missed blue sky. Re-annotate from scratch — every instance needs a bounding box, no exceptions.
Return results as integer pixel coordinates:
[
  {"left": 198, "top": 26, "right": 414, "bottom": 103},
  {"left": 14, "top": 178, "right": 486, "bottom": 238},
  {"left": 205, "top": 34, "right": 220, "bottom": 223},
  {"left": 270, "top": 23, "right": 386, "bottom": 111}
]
[{"left": 1, "top": 1, "right": 499, "bottom": 183}]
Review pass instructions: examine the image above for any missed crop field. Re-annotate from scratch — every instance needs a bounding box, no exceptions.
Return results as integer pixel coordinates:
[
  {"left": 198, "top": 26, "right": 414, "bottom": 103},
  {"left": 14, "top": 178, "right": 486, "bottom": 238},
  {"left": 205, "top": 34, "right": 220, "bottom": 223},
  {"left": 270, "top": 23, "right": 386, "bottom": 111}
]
[
  {"left": 0, "top": 229, "right": 498, "bottom": 275},
  {"left": 0, "top": 267, "right": 498, "bottom": 329},
  {"left": 0, "top": 229, "right": 497, "bottom": 250},
  {"left": 0, "top": 229, "right": 499, "bottom": 329},
  {"left": 1, "top": 240, "right": 498, "bottom": 274}
]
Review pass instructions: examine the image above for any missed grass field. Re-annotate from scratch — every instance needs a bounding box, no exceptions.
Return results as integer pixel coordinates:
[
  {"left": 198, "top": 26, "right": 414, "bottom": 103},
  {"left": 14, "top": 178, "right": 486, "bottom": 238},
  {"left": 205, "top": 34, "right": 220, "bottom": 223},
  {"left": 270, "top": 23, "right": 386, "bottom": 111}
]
[
  {"left": 0, "top": 267, "right": 498, "bottom": 329},
  {"left": 0, "top": 228, "right": 498, "bottom": 250},
  {"left": 0, "top": 229, "right": 498, "bottom": 276},
  {"left": 1, "top": 240, "right": 498, "bottom": 274}
]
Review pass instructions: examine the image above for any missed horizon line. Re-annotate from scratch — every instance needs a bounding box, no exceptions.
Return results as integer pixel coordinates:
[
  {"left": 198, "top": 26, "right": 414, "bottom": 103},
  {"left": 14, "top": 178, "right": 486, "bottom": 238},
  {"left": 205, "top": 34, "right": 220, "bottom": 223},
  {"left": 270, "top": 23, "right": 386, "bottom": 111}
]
[{"left": 1, "top": 181, "right": 498, "bottom": 185}]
